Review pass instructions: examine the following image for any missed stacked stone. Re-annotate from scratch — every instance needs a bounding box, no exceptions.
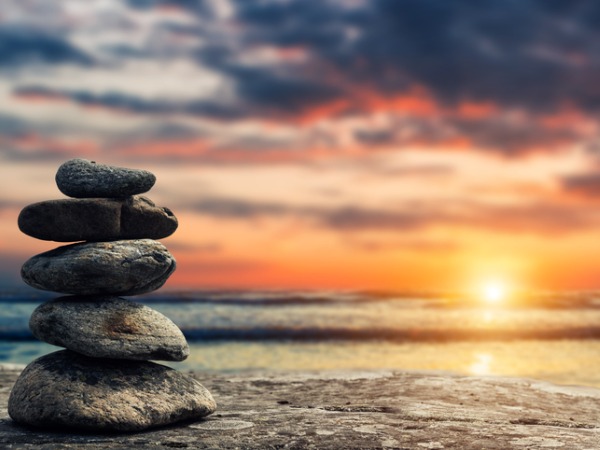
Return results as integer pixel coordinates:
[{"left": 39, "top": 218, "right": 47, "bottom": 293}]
[{"left": 8, "top": 159, "right": 216, "bottom": 432}]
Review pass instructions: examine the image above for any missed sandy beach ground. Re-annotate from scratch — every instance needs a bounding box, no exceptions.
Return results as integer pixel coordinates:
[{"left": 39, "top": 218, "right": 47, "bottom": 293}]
[{"left": 1, "top": 364, "right": 600, "bottom": 449}]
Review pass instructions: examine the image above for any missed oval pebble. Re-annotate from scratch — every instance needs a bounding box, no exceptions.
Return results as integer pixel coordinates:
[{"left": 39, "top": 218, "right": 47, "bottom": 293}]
[
  {"left": 18, "top": 196, "right": 178, "bottom": 242},
  {"left": 30, "top": 296, "right": 189, "bottom": 361},
  {"left": 56, "top": 158, "right": 156, "bottom": 198},
  {"left": 8, "top": 350, "right": 216, "bottom": 432},
  {"left": 21, "top": 239, "right": 176, "bottom": 296}
]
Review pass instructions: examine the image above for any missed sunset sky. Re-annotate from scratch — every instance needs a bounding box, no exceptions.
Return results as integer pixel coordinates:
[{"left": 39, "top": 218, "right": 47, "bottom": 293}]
[{"left": 1, "top": 0, "right": 600, "bottom": 292}]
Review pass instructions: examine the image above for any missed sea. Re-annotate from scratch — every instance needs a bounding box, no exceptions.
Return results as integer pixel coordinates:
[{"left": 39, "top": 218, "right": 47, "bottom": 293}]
[{"left": 3, "top": 288, "right": 600, "bottom": 388}]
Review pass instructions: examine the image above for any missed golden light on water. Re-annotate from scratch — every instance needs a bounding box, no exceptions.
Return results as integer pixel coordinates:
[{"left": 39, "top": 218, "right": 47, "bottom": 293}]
[{"left": 469, "top": 353, "right": 493, "bottom": 376}]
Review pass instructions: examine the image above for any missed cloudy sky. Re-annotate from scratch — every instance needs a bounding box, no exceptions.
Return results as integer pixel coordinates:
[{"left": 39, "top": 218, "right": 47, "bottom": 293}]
[{"left": 1, "top": 0, "right": 600, "bottom": 292}]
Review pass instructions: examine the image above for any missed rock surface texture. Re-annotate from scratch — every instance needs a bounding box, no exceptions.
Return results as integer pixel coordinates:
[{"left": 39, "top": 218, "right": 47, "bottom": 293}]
[
  {"left": 10, "top": 158, "right": 214, "bottom": 432},
  {"left": 21, "top": 239, "right": 176, "bottom": 296},
  {"left": 56, "top": 158, "right": 156, "bottom": 198},
  {"left": 18, "top": 196, "right": 178, "bottom": 242},
  {"left": 30, "top": 297, "right": 189, "bottom": 361},
  {"left": 8, "top": 351, "right": 215, "bottom": 432},
  {"left": 2, "top": 368, "right": 600, "bottom": 449}
]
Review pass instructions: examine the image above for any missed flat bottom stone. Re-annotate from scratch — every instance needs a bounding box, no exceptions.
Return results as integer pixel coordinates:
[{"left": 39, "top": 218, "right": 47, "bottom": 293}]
[
  {"left": 2, "top": 368, "right": 600, "bottom": 448},
  {"left": 8, "top": 351, "right": 216, "bottom": 432}
]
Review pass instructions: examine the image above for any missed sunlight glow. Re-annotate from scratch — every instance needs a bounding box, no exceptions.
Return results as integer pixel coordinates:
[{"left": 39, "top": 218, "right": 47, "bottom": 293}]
[
  {"left": 482, "top": 281, "right": 506, "bottom": 304},
  {"left": 469, "top": 353, "right": 493, "bottom": 376}
]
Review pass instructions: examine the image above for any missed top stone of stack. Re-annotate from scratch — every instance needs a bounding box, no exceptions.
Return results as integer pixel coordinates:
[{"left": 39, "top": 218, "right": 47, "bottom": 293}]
[{"left": 56, "top": 158, "right": 156, "bottom": 198}]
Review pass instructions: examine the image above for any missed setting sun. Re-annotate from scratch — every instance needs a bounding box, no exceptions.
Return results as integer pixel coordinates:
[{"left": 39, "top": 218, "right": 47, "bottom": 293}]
[{"left": 482, "top": 281, "right": 507, "bottom": 304}]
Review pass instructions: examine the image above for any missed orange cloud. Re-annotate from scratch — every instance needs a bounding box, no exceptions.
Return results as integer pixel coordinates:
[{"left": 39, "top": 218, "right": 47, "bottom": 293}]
[
  {"left": 537, "top": 105, "right": 596, "bottom": 134},
  {"left": 119, "top": 138, "right": 214, "bottom": 158},
  {"left": 6, "top": 134, "right": 99, "bottom": 156},
  {"left": 352, "top": 85, "right": 439, "bottom": 117},
  {"left": 285, "top": 98, "right": 351, "bottom": 125},
  {"left": 454, "top": 101, "right": 498, "bottom": 119},
  {"left": 13, "top": 91, "right": 70, "bottom": 104}
]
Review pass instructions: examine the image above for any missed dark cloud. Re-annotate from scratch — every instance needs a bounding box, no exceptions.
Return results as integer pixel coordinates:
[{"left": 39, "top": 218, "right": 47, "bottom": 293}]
[
  {"left": 467, "top": 201, "right": 599, "bottom": 233},
  {"left": 112, "top": 122, "right": 208, "bottom": 143},
  {"left": 6, "top": 0, "right": 600, "bottom": 157},
  {"left": 347, "top": 238, "right": 460, "bottom": 253},
  {"left": 184, "top": 258, "right": 268, "bottom": 273},
  {"left": 14, "top": 86, "right": 246, "bottom": 120},
  {"left": 165, "top": 241, "right": 223, "bottom": 253},
  {"left": 191, "top": 0, "right": 600, "bottom": 152},
  {"left": 448, "top": 115, "right": 582, "bottom": 155},
  {"left": 350, "top": 200, "right": 600, "bottom": 235},
  {"left": 0, "top": 147, "right": 83, "bottom": 162},
  {"left": 562, "top": 173, "right": 600, "bottom": 198},
  {"left": 353, "top": 112, "right": 584, "bottom": 155},
  {"left": 321, "top": 206, "right": 432, "bottom": 231},
  {"left": 354, "top": 129, "right": 396, "bottom": 145},
  {"left": 0, "top": 198, "right": 24, "bottom": 209},
  {"left": 0, "top": 27, "right": 93, "bottom": 66},
  {"left": 344, "top": 0, "right": 600, "bottom": 113},
  {"left": 184, "top": 195, "right": 599, "bottom": 236},
  {"left": 99, "top": 44, "right": 152, "bottom": 60},
  {"left": 225, "top": 67, "right": 343, "bottom": 114},
  {"left": 190, "top": 197, "right": 291, "bottom": 218},
  {"left": 125, "top": 0, "right": 212, "bottom": 15},
  {"left": 0, "top": 114, "right": 30, "bottom": 136}
]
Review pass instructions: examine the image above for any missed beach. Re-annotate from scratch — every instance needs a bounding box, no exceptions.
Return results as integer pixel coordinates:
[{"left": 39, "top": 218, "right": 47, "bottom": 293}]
[
  {"left": 1, "top": 365, "right": 600, "bottom": 449},
  {"left": 3, "top": 292, "right": 600, "bottom": 447}
]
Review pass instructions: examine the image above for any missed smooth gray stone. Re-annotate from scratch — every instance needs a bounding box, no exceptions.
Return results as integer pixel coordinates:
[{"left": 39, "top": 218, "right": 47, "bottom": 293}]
[
  {"left": 56, "top": 158, "right": 156, "bottom": 198},
  {"left": 8, "top": 350, "right": 216, "bottom": 432},
  {"left": 30, "top": 296, "right": 189, "bottom": 361},
  {"left": 21, "top": 239, "right": 176, "bottom": 296},
  {"left": 18, "top": 196, "right": 178, "bottom": 242}
]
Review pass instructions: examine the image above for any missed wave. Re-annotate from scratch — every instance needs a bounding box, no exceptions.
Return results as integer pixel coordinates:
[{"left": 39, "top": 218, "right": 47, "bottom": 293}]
[
  {"left": 2, "top": 289, "right": 599, "bottom": 309},
  {"left": 0, "top": 291, "right": 374, "bottom": 305},
  {"left": 183, "top": 326, "right": 600, "bottom": 341},
  {"left": 4, "top": 326, "right": 600, "bottom": 342}
]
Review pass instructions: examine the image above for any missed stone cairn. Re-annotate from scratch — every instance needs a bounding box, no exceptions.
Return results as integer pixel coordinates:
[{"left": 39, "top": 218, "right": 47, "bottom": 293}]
[{"left": 8, "top": 158, "right": 216, "bottom": 432}]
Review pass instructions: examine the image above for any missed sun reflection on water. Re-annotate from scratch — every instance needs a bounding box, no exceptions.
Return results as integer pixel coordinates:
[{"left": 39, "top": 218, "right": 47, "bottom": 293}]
[
  {"left": 469, "top": 352, "right": 493, "bottom": 376},
  {"left": 481, "top": 310, "right": 495, "bottom": 324}
]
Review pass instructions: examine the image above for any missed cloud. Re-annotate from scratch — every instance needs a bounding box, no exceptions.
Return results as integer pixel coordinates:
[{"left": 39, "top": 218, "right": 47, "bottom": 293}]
[
  {"left": 125, "top": 0, "right": 214, "bottom": 15},
  {"left": 224, "top": 0, "right": 600, "bottom": 112},
  {"left": 0, "top": 27, "right": 93, "bottom": 66},
  {"left": 183, "top": 195, "right": 600, "bottom": 236},
  {"left": 189, "top": 197, "right": 291, "bottom": 218},
  {"left": 0, "top": 199, "right": 24, "bottom": 210},
  {"left": 3, "top": 0, "right": 600, "bottom": 162},
  {"left": 165, "top": 241, "right": 223, "bottom": 253},
  {"left": 354, "top": 129, "right": 396, "bottom": 145},
  {"left": 13, "top": 85, "right": 246, "bottom": 120},
  {"left": 345, "top": 162, "right": 455, "bottom": 178},
  {"left": 321, "top": 206, "right": 432, "bottom": 231},
  {"left": 346, "top": 238, "right": 461, "bottom": 253},
  {"left": 197, "top": 0, "right": 600, "bottom": 153},
  {"left": 561, "top": 173, "right": 600, "bottom": 198},
  {"left": 351, "top": 110, "right": 588, "bottom": 156},
  {"left": 0, "top": 134, "right": 98, "bottom": 162},
  {"left": 180, "top": 258, "right": 268, "bottom": 274},
  {"left": 0, "top": 114, "right": 30, "bottom": 136}
]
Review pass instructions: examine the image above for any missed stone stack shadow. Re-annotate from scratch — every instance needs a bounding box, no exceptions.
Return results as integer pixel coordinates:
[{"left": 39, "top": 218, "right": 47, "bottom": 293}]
[{"left": 8, "top": 159, "right": 216, "bottom": 432}]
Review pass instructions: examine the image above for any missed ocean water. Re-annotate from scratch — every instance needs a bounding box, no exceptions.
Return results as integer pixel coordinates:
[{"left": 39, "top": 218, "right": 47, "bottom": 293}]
[{"left": 2, "top": 289, "right": 600, "bottom": 388}]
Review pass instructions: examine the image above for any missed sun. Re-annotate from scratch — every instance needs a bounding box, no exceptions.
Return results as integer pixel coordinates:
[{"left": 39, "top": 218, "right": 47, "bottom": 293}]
[{"left": 482, "top": 281, "right": 506, "bottom": 304}]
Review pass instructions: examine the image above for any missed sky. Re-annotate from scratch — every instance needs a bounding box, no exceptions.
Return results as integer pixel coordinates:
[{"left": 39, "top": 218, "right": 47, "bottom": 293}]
[{"left": 1, "top": 0, "right": 600, "bottom": 293}]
